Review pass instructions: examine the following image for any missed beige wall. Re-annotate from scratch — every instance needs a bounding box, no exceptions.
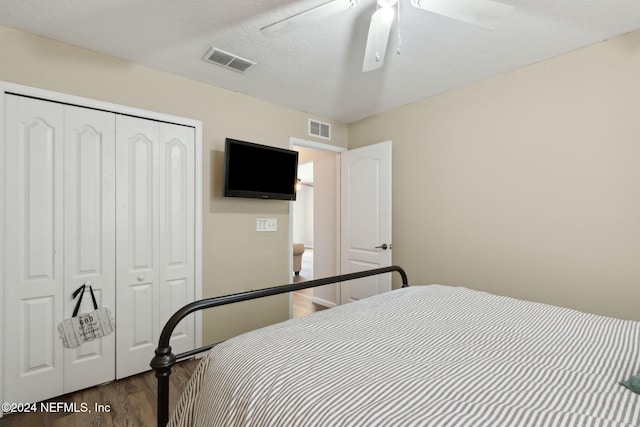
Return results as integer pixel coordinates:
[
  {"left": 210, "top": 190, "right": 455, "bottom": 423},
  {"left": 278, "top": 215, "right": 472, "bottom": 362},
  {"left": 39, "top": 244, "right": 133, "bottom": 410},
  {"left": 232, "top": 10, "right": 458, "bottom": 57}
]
[
  {"left": 0, "top": 25, "right": 348, "bottom": 343},
  {"left": 349, "top": 31, "right": 640, "bottom": 321}
]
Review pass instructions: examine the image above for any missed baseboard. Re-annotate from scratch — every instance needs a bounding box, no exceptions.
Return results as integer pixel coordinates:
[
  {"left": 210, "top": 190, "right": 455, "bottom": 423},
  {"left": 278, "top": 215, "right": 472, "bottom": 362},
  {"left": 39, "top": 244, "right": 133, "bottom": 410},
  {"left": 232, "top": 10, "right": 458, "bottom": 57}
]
[{"left": 311, "top": 297, "right": 336, "bottom": 308}]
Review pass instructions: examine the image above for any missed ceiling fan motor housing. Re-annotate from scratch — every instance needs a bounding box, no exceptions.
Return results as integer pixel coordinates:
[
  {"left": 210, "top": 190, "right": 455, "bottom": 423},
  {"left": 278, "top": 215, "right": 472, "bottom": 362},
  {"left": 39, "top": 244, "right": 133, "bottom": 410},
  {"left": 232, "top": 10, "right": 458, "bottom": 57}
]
[{"left": 378, "top": 0, "right": 398, "bottom": 7}]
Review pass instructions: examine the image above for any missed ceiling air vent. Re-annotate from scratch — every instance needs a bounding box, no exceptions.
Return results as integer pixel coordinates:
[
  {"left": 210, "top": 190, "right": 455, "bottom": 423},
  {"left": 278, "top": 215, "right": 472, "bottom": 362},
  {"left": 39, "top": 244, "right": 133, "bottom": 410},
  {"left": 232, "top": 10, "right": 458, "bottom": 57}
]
[
  {"left": 203, "top": 47, "right": 256, "bottom": 73},
  {"left": 308, "top": 119, "right": 331, "bottom": 140}
]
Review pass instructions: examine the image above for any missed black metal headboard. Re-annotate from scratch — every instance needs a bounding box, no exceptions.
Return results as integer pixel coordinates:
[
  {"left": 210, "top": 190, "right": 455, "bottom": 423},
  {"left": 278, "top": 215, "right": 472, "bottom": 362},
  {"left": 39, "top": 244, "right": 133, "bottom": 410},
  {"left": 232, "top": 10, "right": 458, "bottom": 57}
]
[{"left": 150, "top": 265, "right": 409, "bottom": 427}]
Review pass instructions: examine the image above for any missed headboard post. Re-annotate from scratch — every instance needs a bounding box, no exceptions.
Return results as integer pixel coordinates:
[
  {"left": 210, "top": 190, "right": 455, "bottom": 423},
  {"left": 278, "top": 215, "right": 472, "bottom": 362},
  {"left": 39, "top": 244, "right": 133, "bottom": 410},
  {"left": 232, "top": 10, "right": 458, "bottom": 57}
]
[{"left": 151, "top": 345, "right": 176, "bottom": 427}]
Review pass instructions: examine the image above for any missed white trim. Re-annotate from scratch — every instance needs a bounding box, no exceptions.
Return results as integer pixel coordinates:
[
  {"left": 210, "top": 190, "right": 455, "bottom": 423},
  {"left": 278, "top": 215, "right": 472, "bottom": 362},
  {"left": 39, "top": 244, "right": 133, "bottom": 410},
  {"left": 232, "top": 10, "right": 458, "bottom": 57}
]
[
  {"left": 311, "top": 296, "right": 337, "bottom": 309},
  {"left": 0, "top": 84, "right": 4, "bottom": 419},
  {"left": 290, "top": 136, "right": 346, "bottom": 153},
  {"left": 0, "top": 82, "right": 201, "bottom": 128},
  {"left": 193, "top": 123, "right": 203, "bottom": 352},
  {"left": 333, "top": 154, "right": 342, "bottom": 305},
  {"left": 288, "top": 141, "right": 295, "bottom": 319},
  {"left": 0, "top": 81, "right": 204, "bottom": 409},
  {"left": 288, "top": 201, "right": 294, "bottom": 319}
]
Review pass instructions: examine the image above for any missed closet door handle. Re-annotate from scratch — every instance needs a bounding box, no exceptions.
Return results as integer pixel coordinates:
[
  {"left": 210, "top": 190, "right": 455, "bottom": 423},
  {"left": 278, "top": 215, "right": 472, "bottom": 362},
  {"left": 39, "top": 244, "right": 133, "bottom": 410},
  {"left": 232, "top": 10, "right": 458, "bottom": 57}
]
[
  {"left": 137, "top": 275, "right": 145, "bottom": 282},
  {"left": 375, "top": 243, "right": 388, "bottom": 250}
]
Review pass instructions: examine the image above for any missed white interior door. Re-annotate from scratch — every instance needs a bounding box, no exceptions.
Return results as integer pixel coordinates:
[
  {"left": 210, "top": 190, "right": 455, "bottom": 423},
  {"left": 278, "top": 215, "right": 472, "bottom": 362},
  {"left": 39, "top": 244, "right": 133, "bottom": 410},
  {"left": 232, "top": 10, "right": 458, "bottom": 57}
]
[
  {"left": 116, "top": 116, "right": 195, "bottom": 378},
  {"left": 340, "top": 141, "right": 392, "bottom": 304},
  {"left": 63, "top": 105, "right": 116, "bottom": 393},
  {"left": 3, "top": 95, "right": 65, "bottom": 402}
]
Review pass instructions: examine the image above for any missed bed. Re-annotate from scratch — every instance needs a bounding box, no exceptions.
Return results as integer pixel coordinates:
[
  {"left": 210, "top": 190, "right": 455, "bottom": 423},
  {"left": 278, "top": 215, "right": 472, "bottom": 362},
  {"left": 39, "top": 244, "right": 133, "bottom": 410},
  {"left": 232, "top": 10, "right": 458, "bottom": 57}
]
[{"left": 151, "top": 267, "right": 640, "bottom": 426}]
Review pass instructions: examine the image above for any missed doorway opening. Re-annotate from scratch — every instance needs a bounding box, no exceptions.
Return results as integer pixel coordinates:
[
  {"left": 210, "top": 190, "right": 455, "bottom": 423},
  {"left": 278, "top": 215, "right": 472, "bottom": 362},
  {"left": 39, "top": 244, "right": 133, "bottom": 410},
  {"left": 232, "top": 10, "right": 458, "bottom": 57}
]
[
  {"left": 292, "top": 161, "right": 317, "bottom": 317},
  {"left": 293, "top": 161, "right": 314, "bottom": 283},
  {"left": 290, "top": 138, "right": 344, "bottom": 318}
]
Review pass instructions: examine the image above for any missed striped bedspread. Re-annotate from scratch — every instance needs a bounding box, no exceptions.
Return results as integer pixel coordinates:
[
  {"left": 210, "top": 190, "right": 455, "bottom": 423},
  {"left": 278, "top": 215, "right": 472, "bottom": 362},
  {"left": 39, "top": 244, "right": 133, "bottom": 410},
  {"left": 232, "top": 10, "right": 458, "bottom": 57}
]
[{"left": 170, "top": 285, "right": 640, "bottom": 426}]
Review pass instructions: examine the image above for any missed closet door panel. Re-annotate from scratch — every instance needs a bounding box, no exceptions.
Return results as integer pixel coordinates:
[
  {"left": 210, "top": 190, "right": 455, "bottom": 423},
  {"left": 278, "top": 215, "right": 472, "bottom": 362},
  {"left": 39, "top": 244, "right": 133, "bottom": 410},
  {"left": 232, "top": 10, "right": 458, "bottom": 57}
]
[
  {"left": 115, "top": 118, "right": 196, "bottom": 378},
  {"left": 159, "top": 124, "right": 195, "bottom": 355},
  {"left": 3, "top": 95, "right": 65, "bottom": 402},
  {"left": 115, "top": 115, "right": 160, "bottom": 379},
  {"left": 63, "top": 106, "right": 116, "bottom": 393}
]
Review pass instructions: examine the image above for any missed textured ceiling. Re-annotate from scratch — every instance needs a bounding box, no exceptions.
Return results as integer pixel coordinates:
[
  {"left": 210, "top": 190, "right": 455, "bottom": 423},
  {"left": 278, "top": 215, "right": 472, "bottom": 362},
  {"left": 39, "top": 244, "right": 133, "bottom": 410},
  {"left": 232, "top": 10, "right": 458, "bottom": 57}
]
[{"left": 1, "top": 0, "right": 639, "bottom": 123}]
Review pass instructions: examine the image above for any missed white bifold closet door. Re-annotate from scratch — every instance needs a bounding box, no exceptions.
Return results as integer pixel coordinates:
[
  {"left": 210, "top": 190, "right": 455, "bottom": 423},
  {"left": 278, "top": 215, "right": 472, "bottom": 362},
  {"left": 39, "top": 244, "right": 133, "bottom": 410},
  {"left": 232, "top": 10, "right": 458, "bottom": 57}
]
[
  {"left": 3, "top": 95, "right": 116, "bottom": 402},
  {"left": 115, "top": 115, "right": 195, "bottom": 379},
  {"left": 3, "top": 95, "right": 196, "bottom": 405}
]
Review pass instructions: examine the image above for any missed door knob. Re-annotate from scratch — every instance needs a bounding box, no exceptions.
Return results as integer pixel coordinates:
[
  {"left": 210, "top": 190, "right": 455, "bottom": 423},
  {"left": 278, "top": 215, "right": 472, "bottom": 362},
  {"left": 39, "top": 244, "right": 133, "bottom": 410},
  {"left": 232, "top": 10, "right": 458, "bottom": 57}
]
[{"left": 375, "top": 243, "right": 388, "bottom": 250}]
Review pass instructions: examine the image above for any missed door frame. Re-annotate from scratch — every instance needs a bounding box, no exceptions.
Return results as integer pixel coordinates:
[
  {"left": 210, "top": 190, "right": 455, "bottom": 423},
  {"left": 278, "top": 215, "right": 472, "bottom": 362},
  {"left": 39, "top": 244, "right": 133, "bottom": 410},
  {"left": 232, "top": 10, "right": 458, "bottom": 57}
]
[
  {"left": 0, "top": 81, "right": 203, "bottom": 414},
  {"left": 288, "top": 137, "right": 346, "bottom": 318}
]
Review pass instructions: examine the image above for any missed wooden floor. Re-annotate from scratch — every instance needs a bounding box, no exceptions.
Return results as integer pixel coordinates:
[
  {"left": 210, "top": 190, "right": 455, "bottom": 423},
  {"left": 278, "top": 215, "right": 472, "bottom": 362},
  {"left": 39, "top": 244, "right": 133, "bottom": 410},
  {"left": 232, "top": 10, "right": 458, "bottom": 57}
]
[
  {"left": 292, "top": 248, "right": 328, "bottom": 318},
  {"left": 0, "top": 359, "right": 199, "bottom": 427},
  {"left": 293, "top": 288, "right": 328, "bottom": 318}
]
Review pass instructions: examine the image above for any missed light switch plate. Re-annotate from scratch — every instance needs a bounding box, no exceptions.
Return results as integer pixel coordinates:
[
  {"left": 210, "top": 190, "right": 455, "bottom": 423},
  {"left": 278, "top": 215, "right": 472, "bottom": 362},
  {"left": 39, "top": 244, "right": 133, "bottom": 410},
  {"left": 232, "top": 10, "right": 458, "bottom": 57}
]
[{"left": 256, "top": 218, "right": 277, "bottom": 232}]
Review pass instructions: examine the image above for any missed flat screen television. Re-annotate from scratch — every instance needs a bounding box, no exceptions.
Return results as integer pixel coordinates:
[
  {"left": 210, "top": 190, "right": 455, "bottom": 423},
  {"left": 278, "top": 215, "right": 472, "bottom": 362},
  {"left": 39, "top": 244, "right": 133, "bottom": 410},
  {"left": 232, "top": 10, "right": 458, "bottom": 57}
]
[{"left": 224, "top": 138, "right": 299, "bottom": 200}]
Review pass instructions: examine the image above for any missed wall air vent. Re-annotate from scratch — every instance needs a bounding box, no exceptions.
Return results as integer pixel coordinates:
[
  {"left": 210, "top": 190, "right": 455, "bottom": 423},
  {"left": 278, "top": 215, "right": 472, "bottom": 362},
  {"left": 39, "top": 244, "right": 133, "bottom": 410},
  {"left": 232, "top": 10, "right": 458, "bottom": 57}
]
[
  {"left": 203, "top": 47, "right": 256, "bottom": 73},
  {"left": 308, "top": 119, "right": 331, "bottom": 140}
]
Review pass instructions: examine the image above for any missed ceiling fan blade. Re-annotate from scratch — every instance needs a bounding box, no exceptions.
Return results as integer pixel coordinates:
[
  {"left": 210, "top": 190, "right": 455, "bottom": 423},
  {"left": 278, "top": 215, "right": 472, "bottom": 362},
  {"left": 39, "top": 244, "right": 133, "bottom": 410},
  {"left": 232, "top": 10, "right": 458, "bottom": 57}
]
[
  {"left": 362, "top": 8, "right": 394, "bottom": 72},
  {"left": 411, "top": 0, "right": 514, "bottom": 31},
  {"left": 261, "top": 0, "right": 362, "bottom": 37}
]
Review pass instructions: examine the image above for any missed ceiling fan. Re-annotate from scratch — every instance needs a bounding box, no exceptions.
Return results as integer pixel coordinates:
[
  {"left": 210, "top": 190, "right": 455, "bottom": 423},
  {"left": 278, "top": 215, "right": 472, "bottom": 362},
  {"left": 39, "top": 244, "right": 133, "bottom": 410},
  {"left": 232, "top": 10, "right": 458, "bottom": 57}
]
[{"left": 261, "top": 0, "right": 515, "bottom": 72}]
